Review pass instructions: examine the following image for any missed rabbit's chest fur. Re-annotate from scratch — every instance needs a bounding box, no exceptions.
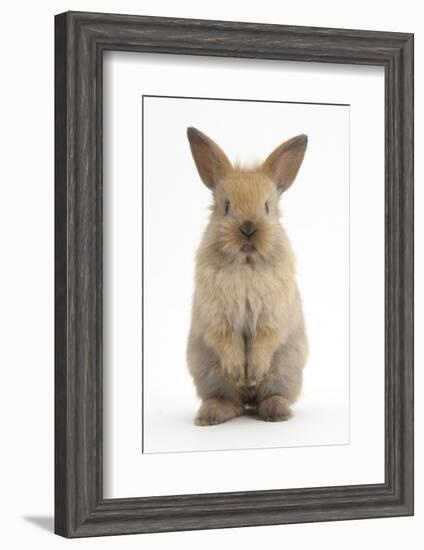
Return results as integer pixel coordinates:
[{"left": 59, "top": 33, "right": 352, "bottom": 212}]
[{"left": 199, "top": 260, "right": 294, "bottom": 334}]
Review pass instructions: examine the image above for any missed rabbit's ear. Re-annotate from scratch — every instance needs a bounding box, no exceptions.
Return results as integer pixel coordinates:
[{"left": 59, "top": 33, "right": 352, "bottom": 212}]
[
  {"left": 187, "top": 127, "right": 232, "bottom": 189},
  {"left": 262, "top": 134, "right": 308, "bottom": 194}
]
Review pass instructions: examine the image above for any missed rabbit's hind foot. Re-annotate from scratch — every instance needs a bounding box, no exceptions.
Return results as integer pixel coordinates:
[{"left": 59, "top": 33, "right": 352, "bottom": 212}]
[{"left": 194, "top": 398, "right": 243, "bottom": 426}]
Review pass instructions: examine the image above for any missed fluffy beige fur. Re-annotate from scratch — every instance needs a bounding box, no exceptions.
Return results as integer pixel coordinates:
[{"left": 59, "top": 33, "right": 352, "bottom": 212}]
[{"left": 186, "top": 127, "right": 309, "bottom": 425}]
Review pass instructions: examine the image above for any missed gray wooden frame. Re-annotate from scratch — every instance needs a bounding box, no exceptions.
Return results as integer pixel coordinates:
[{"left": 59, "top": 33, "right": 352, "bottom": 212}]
[{"left": 54, "top": 11, "right": 414, "bottom": 538}]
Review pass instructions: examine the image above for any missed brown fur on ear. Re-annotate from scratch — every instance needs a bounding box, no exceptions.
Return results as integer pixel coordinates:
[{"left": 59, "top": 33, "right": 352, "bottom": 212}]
[
  {"left": 262, "top": 134, "right": 308, "bottom": 194},
  {"left": 187, "top": 127, "right": 232, "bottom": 189}
]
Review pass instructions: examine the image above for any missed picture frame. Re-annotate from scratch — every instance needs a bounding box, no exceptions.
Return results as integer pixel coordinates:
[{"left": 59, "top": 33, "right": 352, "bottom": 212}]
[{"left": 54, "top": 10, "right": 414, "bottom": 538}]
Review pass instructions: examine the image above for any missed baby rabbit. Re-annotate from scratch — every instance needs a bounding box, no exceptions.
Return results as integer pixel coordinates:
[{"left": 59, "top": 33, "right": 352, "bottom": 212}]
[{"left": 186, "top": 127, "right": 308, "bottom": 426}]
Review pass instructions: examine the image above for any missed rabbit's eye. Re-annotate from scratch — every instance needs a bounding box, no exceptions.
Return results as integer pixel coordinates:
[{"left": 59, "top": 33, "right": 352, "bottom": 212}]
[
  {"left": 224, "top": 200, "right": 230, "bottom": 215},
  {"left": 265, "top": 201, "right": 270, "bottom": 214}
]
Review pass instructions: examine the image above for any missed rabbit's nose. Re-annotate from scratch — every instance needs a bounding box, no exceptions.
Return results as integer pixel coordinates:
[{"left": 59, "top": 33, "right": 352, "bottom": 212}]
[{"left": 239, "top": 220, "right": 257, "bottom": 238}]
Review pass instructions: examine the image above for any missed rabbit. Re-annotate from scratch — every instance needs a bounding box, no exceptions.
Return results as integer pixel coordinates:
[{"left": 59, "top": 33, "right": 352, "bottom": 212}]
[{"left": 186, "top": 127, "right": 309, "bottom": 426}]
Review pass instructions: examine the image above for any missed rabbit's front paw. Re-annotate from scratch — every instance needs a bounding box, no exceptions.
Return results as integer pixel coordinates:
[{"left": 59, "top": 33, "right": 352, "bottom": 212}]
[
  {"left": 221, "top": 358, "right": 245, "bottom": 386},
  {"left": 246, "top": 354, "right": 270, "bottom": 387},
  {"left": 245, "top": 364, "right": 267, "bottom": 387}
]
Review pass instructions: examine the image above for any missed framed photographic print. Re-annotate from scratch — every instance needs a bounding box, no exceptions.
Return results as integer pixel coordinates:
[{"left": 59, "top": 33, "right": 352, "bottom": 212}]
[{"left": 54, "top": 11, "right": 414, "bottom": 538}]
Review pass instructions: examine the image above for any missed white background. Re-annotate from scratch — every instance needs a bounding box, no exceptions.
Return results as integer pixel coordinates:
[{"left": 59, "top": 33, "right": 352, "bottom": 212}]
[
  {"left": 142, "top": 96, "right": 351, "bottom": 454},
  {"left": 0, "top": 1, "right": 421, "bottom": 549},
  {"left": 104, "top": 53, "right": 384, "bottom": 497}
]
